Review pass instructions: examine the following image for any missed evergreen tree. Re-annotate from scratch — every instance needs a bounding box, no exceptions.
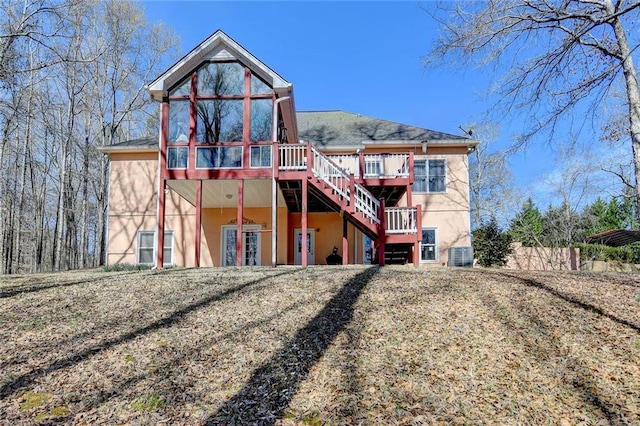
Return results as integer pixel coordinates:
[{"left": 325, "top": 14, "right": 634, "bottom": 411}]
[
  {"left": 509, "top": 199, "right": 544, "bottom": 247},
  {"left": 472, "top": 217, "right": 513, "bottom": 267}
]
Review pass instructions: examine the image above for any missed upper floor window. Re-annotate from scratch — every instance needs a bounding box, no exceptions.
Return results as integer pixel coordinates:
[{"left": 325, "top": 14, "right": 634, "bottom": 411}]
[
  {"left": 197, "top": 62, "right": 244, "bottom": 95},
  {"left": 413, "top": 159, "right": 446, "bottom": 193},
  {"left": 167, "top": 61, "right": 274, "bottom": 147}
]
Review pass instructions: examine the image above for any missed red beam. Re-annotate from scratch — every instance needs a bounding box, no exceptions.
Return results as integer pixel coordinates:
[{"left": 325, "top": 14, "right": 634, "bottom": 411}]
[
  {"left": 377, "top": 198, "right": 386, "bottom": 266},
  {"left": 236, "top": 180, "right": 244, "bottom": 267},
  {"left": 342, "top": 216, "right": 348, "bottom": 265},
  {"left": 195, "top": 180, "right": 202, "bottom": 267},
  {"left": 156, "top": 178, "right": 166, "bottom": 269},
  {"left": 301, "top": 177, "right": 308, "bottom": 267}
]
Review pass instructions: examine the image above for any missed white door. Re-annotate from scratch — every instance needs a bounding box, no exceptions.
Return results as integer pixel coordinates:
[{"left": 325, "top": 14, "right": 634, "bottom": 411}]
[
  {"left": 294, "top": 228, "right": 315, "bottom": 265},
  {"left": 222, "top": 225, "right": 261, "bottom": 266}
]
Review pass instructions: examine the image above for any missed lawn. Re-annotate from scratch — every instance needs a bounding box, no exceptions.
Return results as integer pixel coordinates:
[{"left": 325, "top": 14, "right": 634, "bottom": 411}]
[{"left": 1, "top": 266, "right": 639, "bottom": 424}]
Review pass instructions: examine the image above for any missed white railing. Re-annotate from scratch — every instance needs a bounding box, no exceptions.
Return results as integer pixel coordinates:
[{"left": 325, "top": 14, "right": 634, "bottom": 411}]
[
  {"left": 278, "top": 144, "right": 307, "bottom": 170},
  {"left": 354, "top": 183, "right": 381, "bottom": 224},
  {"left": 326, "top": 153, "right": 411, "bottom": 178},
  {"left": 279, "top": 143, "right": 382, "bottom": 226},
  {"left": 385, "top": 207, "right": 418, "bottom": 234},
  {"left": 364, "top": 154, "right": 410, "bottom": 178},
  {"left": 311, "top": 146, "right": 351, "bottom": 200}
]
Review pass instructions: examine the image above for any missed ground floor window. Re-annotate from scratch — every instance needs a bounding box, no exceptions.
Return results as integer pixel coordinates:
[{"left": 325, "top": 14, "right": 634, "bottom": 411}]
[
  {"left": 137, "top": 230, "right": 173, "bottom": 265},
  {"left": 420, "top": 228, "right": 437, "bottom": 262}
]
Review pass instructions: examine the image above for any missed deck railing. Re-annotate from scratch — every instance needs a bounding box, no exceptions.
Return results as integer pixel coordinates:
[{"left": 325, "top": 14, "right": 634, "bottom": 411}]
[
  {"left": 326, "top": 153, "right": 411, "bottom": 179},
  {"left": 385, "top": 207, "right": 418, "bottom": 234},
  {"left": 279, "top": 144, "right": 382, "bottom": 225},
  {"left": 310, "top": 145, "right": 351, "bottom": 200},
  {"left": 278, "top": 144, "right": 307, "bottom": 170},
  {"left": 355, "top": 184, "right": 381, "bottom": 224}
]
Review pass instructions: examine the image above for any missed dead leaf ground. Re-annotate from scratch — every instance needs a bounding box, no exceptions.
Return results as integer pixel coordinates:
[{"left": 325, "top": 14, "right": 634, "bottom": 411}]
[{"left": 1, "top": 266, "right": 639, "bottom": 425}]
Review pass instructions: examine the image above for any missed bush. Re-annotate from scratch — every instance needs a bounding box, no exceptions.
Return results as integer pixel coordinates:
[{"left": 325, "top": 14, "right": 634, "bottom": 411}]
[
  {"left": 102, "top": 263, "right": 152, "bottom": 272},
  {"left": 472, "top": 218, "right": 513, "bottom": 267},
  {"left": 572, "top": 243, "right": 635, "bottom": 263}
]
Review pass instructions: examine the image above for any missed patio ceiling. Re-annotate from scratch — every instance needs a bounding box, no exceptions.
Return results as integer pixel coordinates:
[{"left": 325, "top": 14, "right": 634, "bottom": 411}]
[{"left": 166, "top": 179, "right": 285, "bottom": 209}]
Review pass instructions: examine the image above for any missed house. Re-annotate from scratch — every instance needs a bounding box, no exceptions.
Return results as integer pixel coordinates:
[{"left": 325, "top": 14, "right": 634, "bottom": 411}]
[{"left": 99, "top": 30, "right": 479, "bottom": 268}]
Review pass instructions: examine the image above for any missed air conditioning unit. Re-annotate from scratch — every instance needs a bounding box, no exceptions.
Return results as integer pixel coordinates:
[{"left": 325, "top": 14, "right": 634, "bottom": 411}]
[{"left": 448, "top": 247, "right": 474, "bottom": 267}]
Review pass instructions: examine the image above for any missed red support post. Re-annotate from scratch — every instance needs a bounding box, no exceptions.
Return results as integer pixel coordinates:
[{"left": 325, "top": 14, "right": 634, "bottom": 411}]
[
  {"left": 414, "top": 204, "right": 422, "bottom": 267},
  {"left": 301, "top": 177, "right": 308, "bottom": 267},
  {"left": 156, "top": 178, "right": 166, "bottom": 269},
  {"left": 358, "top": 149, "right": 365, "bottom": 180},
  {"left": 236, "top": 180, "right": 244, "bottom": 267},
  {"left": 342, "top": 215, "right": 348, "bottom": 265},
  {"left": 195, "top": 180, "right": 202, "bottom": 267},
  {"left": 377, "top": 198, "right": 386, "bottom": 266},
  {"left": 156, "top": 100, "right": 169, "bottom": 269}
]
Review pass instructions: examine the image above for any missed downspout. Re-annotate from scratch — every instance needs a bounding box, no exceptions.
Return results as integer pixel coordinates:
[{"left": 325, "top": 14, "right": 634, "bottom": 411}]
[{"left": 272, "top": 96, "right": 290, "bottom": 267}]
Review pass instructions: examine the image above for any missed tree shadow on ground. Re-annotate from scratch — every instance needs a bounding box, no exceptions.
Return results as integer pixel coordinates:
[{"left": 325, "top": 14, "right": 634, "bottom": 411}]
[
  {"left": 492, "top": 270, "right": 640, "bottom": 332},
  {"left": 0, "top": 271, "right": 142, "bottom": 299},
  {"left": 0, "top": 269, "right": 299, "bottom": 400},
  {"left": 474, "top": 270, "right": 637, "bottom": 423},
  {"left": 206, "top": 266, "right": 379, "bottom": 425}
]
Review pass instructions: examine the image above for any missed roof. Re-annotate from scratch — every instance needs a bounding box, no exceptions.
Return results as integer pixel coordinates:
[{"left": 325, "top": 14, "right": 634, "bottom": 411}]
[
  {"left": 584, "top": 229, "right": 640, "bottom": 247},
  {"left": 297, "top": 111, "right": 478, "bottom": 150},
  {"left": 147, "top": 29, "right": 292, "bottom": 100},
  {"left": 100, "top": 111, "right": 480, "bottom": 154},
  {"left": 97, "top": 136, "right": 157, "bottom": 154}
]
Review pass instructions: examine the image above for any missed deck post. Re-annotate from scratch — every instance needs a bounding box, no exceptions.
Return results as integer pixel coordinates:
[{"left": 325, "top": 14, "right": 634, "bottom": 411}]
[
  {"left": 414, "top": 204, "right": 422, "bottom": 267},
  {"left": 236, "top": 180, "right": 244, "bottom": 267},
  {"left": 301, "top": 177, "right": 308, "bottom": 267},
  {"left": 195, "top": 180, "right": 202, "bottom": 267},
  {"left": 342, "top": 215, "right": 348, "bottom": 265},
  {"left": 377, "top": 198, "right": 386, "bottom": 266},
  {"left": 156, "top": 179, "right": 166, "bottom": 269}
]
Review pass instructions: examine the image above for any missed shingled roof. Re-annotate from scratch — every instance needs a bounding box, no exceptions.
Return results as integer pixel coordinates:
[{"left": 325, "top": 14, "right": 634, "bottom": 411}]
[
  {"left": 297, "top": 111, "right": 477, "bottom": 150},
  {"left": 99, "top": 111, "right": 478, "bottom": 153},
  {"left": 97, "top": 136, "right": 157, "bottom": 154}
]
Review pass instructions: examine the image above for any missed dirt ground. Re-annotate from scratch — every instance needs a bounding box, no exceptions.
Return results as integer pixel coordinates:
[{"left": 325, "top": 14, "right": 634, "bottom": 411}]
[{"left": 1, "top": 266, "right": 639, "bottom": 425}]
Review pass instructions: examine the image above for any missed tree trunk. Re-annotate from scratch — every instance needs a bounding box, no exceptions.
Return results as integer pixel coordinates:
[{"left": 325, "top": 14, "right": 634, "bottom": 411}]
[{"left": 598, "top": 3, "right": 639, "bottom": 221}]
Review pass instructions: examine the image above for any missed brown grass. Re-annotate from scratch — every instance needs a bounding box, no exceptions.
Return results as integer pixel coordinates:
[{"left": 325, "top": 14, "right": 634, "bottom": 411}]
[{"left": 1, "top": 266, "right": 639, "bottom": 425}]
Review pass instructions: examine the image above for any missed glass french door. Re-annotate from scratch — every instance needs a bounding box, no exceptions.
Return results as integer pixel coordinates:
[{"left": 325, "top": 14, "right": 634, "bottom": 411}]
[{"left": 222, "top": 225, "right": 261, "bottom": 266}]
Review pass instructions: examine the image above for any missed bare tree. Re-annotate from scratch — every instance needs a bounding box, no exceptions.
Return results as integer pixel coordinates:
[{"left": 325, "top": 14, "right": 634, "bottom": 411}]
[
  {"left": 427, "top": 1, "right": 640, "bottom": 218},
  {"left": 0, "top": 0, "right": 179, "bottom": 273},
  {"left": 466, "top": 123, "right": 515, "bottom": 228}
]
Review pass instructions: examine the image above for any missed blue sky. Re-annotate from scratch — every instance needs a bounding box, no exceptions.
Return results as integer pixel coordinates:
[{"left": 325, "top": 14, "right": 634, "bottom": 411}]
[{"left": 141, "top": 1, "right": 628, "bottom": 211}]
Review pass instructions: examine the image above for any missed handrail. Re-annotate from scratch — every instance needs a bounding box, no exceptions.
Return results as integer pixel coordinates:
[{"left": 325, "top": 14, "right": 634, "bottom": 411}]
[
  {"left": 310, "top": 145, "right": 351, "bottom": 200},
  {"left": 279, "top": 143, "right": 383, "bottom": 226},
  {"left": 385, "top": 207, "right": 418, "bottom": 234},
  {"left": 355, "top": 183, "right": 381, "bottom": 224}
]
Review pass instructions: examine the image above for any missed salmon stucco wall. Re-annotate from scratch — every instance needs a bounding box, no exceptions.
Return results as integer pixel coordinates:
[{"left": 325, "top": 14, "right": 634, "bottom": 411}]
[{"left": 287, "top": 212, "right": 356, "bottom": 265}]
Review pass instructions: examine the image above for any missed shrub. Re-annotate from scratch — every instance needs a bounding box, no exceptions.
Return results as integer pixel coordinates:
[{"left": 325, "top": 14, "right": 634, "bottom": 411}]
[
  {"left": 572, "top": 243, "right": 634, "bottom": 263},
  {"left": 102, "top": 263, "right": 152, "bottom": 272},
  {"left": 472, "top": 218, "right": 513, "bottom": 267}
]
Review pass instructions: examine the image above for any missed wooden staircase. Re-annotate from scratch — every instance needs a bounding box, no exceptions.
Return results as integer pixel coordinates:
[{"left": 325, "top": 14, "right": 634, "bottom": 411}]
[{"left": 278, "top": 142, "right": 421, "bottom": 265}]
